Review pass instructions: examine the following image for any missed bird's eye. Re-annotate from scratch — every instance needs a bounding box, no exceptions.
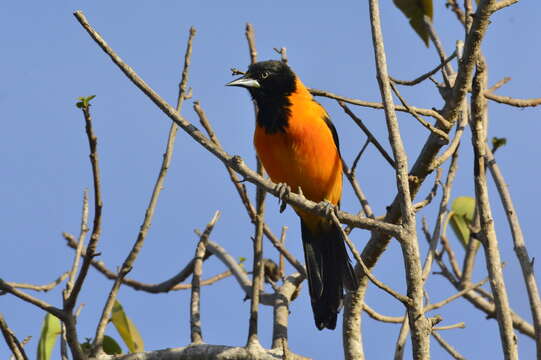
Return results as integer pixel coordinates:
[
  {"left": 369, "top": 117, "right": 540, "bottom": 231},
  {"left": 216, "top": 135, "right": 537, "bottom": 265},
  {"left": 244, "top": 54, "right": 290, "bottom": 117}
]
[{"left": 261, "top": 71, "right": 270, "bottom": 79}]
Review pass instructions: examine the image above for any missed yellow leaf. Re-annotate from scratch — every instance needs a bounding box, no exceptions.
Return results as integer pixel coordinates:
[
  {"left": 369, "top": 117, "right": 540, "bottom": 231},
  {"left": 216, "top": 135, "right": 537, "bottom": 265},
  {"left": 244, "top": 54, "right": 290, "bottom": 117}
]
[
  {"left": 449, "top": 196, "right": 475, "bottom": 248},
  {"left": 111, "top": 300, "right": 144, "bottom": 353},
  {"left": 37, "top": 313, "right": 61, "bottom": 360},
  {"left": 393, "top": 0, "right": 434, "bottom": 46}
]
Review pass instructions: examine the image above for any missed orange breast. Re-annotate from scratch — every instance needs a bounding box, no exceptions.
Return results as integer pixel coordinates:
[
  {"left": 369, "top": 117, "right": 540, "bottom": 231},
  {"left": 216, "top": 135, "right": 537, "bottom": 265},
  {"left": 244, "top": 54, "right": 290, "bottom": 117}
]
[{"left": 254, "top": 79, "right": 342, "bottom": 221}]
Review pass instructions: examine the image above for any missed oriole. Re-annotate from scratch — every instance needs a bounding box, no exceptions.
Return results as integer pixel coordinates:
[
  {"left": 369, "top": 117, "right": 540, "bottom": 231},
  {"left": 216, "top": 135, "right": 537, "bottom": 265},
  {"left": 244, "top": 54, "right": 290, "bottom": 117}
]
[{"left": 227, "top": 60, "right": 358, "bottom": 330}]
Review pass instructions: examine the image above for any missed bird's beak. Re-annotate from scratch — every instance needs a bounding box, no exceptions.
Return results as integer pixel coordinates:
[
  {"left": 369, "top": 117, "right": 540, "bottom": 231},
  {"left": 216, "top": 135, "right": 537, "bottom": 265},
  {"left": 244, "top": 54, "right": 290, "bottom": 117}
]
[{"left": 226, "top": 75, "right": 261, "bottom": 88}]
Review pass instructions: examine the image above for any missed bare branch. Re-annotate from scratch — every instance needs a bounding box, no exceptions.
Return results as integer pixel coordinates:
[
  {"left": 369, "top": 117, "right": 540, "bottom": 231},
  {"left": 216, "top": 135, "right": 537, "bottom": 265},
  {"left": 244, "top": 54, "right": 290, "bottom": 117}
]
[
  {"left": 338, "top": 101, "right": 396, "bottom": 167},
  {"left": 433, "top": 322, "right": 465, "bottom": 331},
  {"left": 493, "top": 0, "right": 519, "bottom": 11},
  {"left": 488, "top": 76, "right": 511, "bottom": 92},
  {"left": 0, "top": 280, "right": 66, "bottom": 321},
  {"left": 425, "top": 275, "right": 490, "bottom": 312},
  {"left": 245, "top": 23, "right": 257, "bottom": 64},
  {"left": 205, "top": 241, "right": 275, "bottom": 306},
  {"left": 278, "top": 226, "right": 287, "bottom": 279},
  {"left": 310, "top": 88, "right": 449, "bottom": 126},
  {"left": 330, "top": 212, "right": 412, "bottom": 306},
  {"left": 272, "top": 273, "right": 303, "bottom": 349},
  {"left": 393, "top": 315, "right": 409, "bottom": 360},
  {"left": 431, "top": 332, "right": 466, "bottom": 360},
  {"left": 0, "top": 314, "right": 28, "bottom": 360},
  {"left": 7, "top": 272, "right": 69, "bottom": 293},
  {"left": 486, "top": 145, "right": 541, "bottom": 356},
  {"left": 363, "top": 304, "right": 403, "bottom": 323},
  {"left": 191, "top": 211, "right": 221, "bottom": 344},
  {"left": 64, "top": 232, "right": 221, "bottom": 293},
  {"left": 97, "top": 344, "right": 310, "bottom": 360},
  {"left": 412, "top": 169, "right": 441, "bottom": 212},
  {"left": 390, "top": 51, "right": 457, "bottom": 86},
  {"left": 390, "top": 82, "right": 450, "bottom": 142},
  {"left": 471, "top": 58, "right": 518, "bottom": 360},
  {"left": 273, "top": 47, "right": 288, "bottom": 64},
  {"left": 484, "top": 92, "right": 541, "bottom": 107},
  {"left": 65, "top": 97, "right": 103, "bottom": 313},
  {"left": 428, "top": 104, "right": 467, "bottom": 172},
  {"left": 65, "top": 190, "right": 89, "bottom": 299}
]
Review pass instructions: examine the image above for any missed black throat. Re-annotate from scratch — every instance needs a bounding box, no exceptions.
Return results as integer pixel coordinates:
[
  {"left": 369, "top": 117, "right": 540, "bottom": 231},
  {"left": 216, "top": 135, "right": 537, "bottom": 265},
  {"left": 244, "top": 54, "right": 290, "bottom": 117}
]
[{"left": 252, "top": 93, "right": 292, "bottom": 134}]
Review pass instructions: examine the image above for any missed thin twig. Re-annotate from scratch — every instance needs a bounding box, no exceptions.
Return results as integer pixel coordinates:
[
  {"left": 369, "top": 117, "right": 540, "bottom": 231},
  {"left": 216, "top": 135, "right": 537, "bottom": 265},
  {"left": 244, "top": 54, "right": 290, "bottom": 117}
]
[
  {"left": 390, "top": 82, "right": 450, "bottom": 142},
  {"left": 338, "top": 101, "right": 396, "bottom": 167},
  {"left": 273, "top": 47, "right": 288, "bottom": 64},
  {"left": 7, "top": 272, "right": 69, "bottom": 292},
  {"left": 206, "top": 241, "right": 275, "bottom": 306},
  {"left": 428, "top": 104, "right": 467, "bottom": 172},
  {"left": 278, "top": 226, "right": 287, "bottom": 278},
  {"left": 433, "top": 322, "right": 465, "bottom": 331},
  {"left": 0, "top": 314, "right": 28, "bottom": 360},
  {"left": 330, "top": 212, "right": 412, "bottom": 306},
  {"left": 424, "top": 16, "right": 454, "bottom": 86},
  {"left": 65, "top": 190, "right": 89, "bottom": 298},
  {"left": 441, "top": 234, "right": 462, "bottom": 278},
  {"left": 484, "top": 92, "right": 541, "bottom": 107},
  {"left": 245, "top": 23, "right": 257, "bottom": 64},
  {"left": 310, "top": 88, "right": 449, "bottom": 126},
  {"left": 425, "top": 275, "right": 490, "bottom": 312},
  {"left": 362, "top": 304, "right": 403, "bottom": 323},
  {"left": 420, "top": 148, "right": 459, "bottom": 283},
  {"left": 0, "top": 280, "right": 66, "bottom": 321},
  {"left": 393, "top": 314, "right": 410, "bottom": 360},
  {"left": 64, "top": 232, "right": 222, "bottom": 292},
  {"left": 390, "top": 52, "right": 457, "bottom": 86},
  {"left": 191, "top": 211, "right": 221, "bottom": 344},
  {"left": 65, "top": 98, "right": 103, "bottom": 313},
  {"left": 412, "top": 169, "right": 442, "bottom": 212},
  {"left": 486, "top": 145, "right": 541, "bottom": 356},
  {"left": 446, "top": 0, "right": 466, "bottom": 25},
  {"left": 431, "top": 331, "right": 466, "bottom": 360},
  {"left": 343, "top": 161, "right": 376, "bottom": 219},
  {"left": 488, "top": 77, "right": 511, "bottom": 92}
]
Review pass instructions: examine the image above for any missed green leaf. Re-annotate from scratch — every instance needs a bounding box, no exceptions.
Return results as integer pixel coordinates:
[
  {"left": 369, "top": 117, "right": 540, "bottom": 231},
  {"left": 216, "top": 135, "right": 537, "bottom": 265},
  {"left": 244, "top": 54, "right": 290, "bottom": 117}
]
[
  {"left": 80, "top": 338, "right": 92, "bottom": 356},
  {"left": 393, "top": 0, "right": 434, "bottom": 46},
  {"left": 37, "top": 313, "right": 61, "bottom": 360},
  {"left": 449, "top": 196, "right": 476, "bottom": 248},
  {"left": 111, "top": 300, "right": 144, "bottom": 353},
  {"left": 491, "top": 136, "right": 507, "bottom": 154},
  {"left": 75, "top": 95, "right": 96, "bottom": 109},
  {"left": 103, "top": 335, "right": 123, "bottom": 355}
]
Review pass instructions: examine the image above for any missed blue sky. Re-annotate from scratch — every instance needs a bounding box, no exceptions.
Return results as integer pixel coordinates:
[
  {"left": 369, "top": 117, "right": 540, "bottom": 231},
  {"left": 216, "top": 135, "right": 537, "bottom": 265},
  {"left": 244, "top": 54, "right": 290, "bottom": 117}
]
[{"left": 1, "top": 1, "right": 540, "bottom": 359}]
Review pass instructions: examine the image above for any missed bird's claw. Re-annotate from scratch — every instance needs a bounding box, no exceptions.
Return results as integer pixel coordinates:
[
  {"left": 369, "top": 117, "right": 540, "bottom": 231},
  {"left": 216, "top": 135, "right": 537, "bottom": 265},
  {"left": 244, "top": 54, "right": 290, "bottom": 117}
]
[
  {"left": 320, "top": 200, "right": 336, "bottom": 218},
  {"left": 274, "top": 182, "right": 291, "bottom": 213}
]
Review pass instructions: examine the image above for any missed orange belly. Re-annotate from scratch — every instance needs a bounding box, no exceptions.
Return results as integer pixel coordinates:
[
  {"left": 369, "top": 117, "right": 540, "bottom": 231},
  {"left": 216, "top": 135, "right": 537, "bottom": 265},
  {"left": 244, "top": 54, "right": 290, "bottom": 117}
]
[{"left": 254, "top": 96, "right": 342, "bottom": 230}]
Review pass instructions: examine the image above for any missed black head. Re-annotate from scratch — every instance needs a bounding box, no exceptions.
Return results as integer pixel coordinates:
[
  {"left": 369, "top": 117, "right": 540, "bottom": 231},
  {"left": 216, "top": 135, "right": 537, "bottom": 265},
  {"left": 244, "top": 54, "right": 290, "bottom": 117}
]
[{"left": 226, "top": 60, "right": 296, "bottom": 102}]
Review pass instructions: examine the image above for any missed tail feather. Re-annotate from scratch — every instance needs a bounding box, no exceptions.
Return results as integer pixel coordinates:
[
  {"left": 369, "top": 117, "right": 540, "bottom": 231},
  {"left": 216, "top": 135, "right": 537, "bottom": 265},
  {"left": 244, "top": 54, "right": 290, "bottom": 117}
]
[{"left": 301, "top": 219, "right": 358, "bottom": 330}]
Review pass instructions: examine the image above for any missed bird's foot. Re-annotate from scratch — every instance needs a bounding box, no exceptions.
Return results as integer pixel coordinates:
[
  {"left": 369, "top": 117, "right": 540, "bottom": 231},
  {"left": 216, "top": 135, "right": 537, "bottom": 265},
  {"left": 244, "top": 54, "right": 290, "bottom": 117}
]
[
  {"left": 274, "top": 182, "right": 291, "bottom": 213},
  {"left": 319, "top": 200, "right": 337, "bottom": 219}
]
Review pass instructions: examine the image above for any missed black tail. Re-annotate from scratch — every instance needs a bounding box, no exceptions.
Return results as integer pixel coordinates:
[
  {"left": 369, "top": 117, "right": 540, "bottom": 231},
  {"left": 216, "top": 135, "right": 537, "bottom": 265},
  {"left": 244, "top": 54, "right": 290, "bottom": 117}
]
[{"left": 301, "top": 219, "right": 358, "bottom": 330}]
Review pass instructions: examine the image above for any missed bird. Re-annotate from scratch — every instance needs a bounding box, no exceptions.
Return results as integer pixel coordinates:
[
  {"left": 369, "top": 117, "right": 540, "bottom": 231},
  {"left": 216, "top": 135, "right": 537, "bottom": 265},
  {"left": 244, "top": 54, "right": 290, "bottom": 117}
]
[{"left": 227, "top": 60, "right": 358, "bottom": 330}]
